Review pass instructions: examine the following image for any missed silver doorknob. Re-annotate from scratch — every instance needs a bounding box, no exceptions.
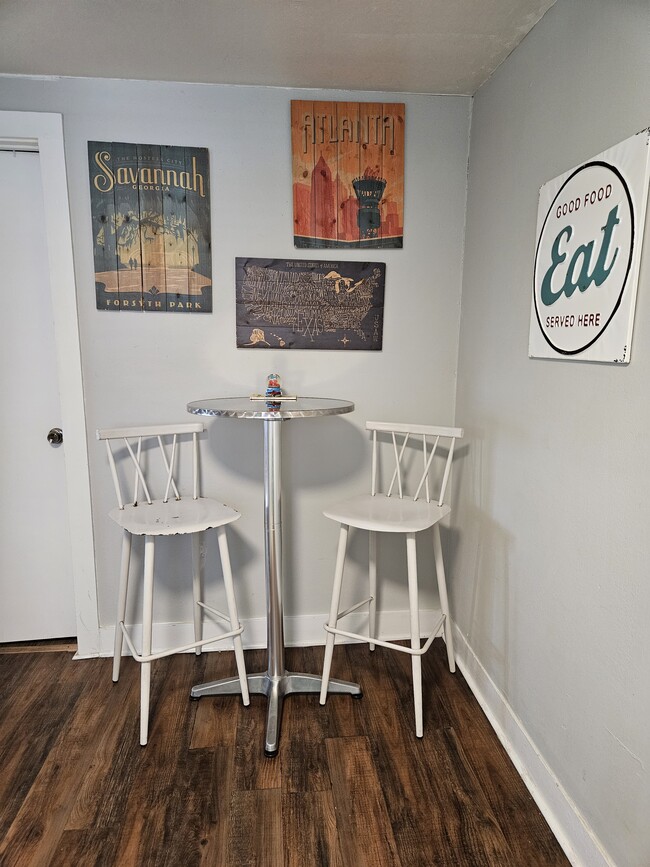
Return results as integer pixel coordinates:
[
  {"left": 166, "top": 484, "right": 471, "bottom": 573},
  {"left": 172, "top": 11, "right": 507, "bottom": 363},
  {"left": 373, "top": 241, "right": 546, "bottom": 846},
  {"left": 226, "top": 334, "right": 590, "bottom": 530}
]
[{"left": 47, "top": 427, "right": 63, "bottom": 445}]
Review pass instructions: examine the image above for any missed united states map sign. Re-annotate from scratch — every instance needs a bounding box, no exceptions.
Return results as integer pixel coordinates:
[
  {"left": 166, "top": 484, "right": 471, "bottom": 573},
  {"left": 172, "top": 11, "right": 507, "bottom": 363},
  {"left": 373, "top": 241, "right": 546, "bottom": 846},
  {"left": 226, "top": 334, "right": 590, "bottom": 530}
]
[
  {"left": 235, "top": 258, "right": 385, "bottom": 350},
  {"left": 529, "top": 129, "right": 650, "bottom": 363}
]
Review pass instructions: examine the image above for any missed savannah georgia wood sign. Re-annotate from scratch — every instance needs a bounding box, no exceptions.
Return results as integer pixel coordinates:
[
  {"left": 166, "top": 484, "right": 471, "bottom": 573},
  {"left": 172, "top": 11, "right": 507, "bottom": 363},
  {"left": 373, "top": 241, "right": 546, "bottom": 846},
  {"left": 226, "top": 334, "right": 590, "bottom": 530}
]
[
  {"left": 291, "top": 101, "right": 404, "bottom": 249},
  {"left": 236, "top": 258, "right": 385, "bottom": 350},
  {"left": 529, "top": 129, "right": 650, "bottom": 363},
  {"left": 88, "top": 142, "right": 212, "bottom": 312}
]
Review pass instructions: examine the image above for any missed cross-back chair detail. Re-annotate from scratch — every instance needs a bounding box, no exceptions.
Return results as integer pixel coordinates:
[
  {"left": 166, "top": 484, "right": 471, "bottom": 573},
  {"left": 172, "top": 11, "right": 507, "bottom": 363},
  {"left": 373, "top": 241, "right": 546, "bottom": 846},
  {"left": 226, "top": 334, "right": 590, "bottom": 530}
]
[
  {"left": 369, "top": 421, "right": 459, "bottom": 505},
  {"left": 97, "top": 422, "right": 249, "bottom": 745},
  {"left": 102, "top": 423, "right": 199, "bottom": 511},
  {"left": 320, "top": 420, "right": 463, "bottom": 737}
]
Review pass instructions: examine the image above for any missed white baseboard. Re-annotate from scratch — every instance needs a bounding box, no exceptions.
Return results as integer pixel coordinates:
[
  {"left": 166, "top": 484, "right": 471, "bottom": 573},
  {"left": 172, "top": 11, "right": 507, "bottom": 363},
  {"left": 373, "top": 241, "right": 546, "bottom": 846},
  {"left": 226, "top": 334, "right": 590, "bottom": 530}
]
[{"left": 452, "top": 625, "right": 615, "bottom": 867}]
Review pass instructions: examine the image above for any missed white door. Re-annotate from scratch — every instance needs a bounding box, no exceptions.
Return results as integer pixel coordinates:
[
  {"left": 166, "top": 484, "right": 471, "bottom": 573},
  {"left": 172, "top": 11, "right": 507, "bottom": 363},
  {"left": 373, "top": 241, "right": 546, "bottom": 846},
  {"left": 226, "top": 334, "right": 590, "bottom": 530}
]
[{"left": 0, "top": 149, "right": 77, "bottom": 641}]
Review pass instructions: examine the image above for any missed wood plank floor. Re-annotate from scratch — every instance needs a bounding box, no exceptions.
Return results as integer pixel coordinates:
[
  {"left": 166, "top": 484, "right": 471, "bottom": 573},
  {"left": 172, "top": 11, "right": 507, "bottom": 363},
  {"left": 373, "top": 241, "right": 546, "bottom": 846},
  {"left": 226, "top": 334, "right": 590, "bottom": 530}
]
[{"left": 0, "top": 640, "right": 570, "bottom": 866}]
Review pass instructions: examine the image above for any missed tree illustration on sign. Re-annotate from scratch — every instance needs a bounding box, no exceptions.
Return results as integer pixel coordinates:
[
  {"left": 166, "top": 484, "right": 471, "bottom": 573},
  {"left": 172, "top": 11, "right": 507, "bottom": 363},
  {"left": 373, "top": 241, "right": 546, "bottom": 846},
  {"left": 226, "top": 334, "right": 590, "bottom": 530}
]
[{"left": 98, "top": 211, "right": 200, "bottom": 270}]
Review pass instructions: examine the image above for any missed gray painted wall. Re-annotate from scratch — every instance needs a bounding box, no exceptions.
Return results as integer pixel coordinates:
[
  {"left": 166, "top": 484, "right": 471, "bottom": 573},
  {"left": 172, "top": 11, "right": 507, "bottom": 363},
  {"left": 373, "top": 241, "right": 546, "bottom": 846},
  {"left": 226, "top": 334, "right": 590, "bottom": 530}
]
[
  {"left": 454, "top": 1, "right": 650, "bottom": 864},
  {"left": 0, "top": 77, "right": 470, "bottom": 640}
]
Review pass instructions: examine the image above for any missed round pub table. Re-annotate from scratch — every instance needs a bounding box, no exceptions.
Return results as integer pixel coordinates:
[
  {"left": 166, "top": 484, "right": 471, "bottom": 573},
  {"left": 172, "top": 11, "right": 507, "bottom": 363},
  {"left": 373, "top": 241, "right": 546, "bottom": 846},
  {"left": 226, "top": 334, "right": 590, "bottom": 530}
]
[{"left": 187, "top": 396, "right": 361, "bottom": 756}]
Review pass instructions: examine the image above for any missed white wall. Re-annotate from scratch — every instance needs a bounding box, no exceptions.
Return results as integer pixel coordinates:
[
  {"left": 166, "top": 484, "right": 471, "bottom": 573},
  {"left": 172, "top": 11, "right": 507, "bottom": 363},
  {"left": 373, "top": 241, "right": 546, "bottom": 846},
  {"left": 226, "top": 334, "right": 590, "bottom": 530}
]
[
  {"left": 0, "top": 76, "right": 470, "bottom": 647},
  {"left": 454, "top": 2, "right": 650, "bottom": 865}
]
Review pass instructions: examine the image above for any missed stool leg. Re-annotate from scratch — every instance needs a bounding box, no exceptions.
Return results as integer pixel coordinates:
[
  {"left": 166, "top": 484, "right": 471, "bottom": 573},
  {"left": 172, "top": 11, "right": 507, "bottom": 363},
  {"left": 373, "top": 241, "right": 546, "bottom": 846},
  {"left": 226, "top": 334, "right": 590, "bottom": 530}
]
[
  {"left": 113, "top": 529, "right": 132, "bottom": 682},
  {"left": 369, "top": 531, "right": 377, "bottom": 651},
  {"left": 406, "top": 532, "right": 423, "bottom": 738},
  {"left": 217, "top": 526, "right": 250, "bottom": 706},
  {"left": 140, "top": 535, "right": 155, "bottom": 746},
  {"left": 433, "top": 523, "right": 455, "bottom": 673},
  {"left": 320, "top": 524, "right": 349, "bottom": 704},
  {"left": 192, "top": 532, "right": 204, "bottom": 655}
]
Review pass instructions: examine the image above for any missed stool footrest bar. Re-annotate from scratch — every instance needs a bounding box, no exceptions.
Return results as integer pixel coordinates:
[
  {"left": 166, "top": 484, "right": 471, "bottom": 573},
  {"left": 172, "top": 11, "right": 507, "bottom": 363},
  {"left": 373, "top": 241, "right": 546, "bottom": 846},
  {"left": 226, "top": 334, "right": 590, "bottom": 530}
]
[
  {"left": 196, "top": 601, "right": 232, "bottom": 623},
  {"left": 324, "top": 613, "right": 445, "bottom": 657},
  {"left": 337, "top": 596, "right": 373, "bottom": 619},
  {"left": 119, "top": 620, "right": 244, "bottom": 663}
]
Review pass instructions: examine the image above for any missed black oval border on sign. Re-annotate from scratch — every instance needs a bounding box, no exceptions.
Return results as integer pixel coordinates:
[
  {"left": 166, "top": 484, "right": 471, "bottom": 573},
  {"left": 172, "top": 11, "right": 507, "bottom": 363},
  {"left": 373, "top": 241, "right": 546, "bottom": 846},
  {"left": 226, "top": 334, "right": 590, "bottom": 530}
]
[{"left": 533, "top": 160, "right": 635, "bottom": 356}]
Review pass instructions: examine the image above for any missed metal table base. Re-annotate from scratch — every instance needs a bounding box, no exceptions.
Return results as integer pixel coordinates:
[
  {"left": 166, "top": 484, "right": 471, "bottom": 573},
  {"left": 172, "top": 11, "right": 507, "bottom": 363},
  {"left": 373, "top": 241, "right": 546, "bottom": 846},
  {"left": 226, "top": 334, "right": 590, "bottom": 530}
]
[
  {"left": 191, "top": 670, "right": 361, "bottom": 757},
  {"left": 188, "top": 400, "right": 360, "bottom": 757}
]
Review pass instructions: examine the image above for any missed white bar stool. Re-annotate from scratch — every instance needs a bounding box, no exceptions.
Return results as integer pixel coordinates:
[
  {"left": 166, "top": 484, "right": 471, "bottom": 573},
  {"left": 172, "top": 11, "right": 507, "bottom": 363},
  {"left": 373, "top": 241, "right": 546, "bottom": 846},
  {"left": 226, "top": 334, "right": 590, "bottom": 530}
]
[
  {"left": 97, "top": 422, "right": 249, "bottom": 745},
  {"left": 319, "top": 421, "right": 463, "bottom": 737}
]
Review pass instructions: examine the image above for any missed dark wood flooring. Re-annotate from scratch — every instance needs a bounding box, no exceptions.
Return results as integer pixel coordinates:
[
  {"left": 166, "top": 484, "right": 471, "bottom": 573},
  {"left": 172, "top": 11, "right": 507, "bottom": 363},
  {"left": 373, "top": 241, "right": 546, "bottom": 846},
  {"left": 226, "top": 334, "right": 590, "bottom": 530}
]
[{"left": 0, "top": 640, "right": 570, "bottom": 866}]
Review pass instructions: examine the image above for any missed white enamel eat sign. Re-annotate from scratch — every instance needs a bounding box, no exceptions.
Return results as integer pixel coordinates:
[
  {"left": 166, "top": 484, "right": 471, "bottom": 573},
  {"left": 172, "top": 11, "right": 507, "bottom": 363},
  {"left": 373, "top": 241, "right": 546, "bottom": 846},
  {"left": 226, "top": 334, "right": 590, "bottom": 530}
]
[{"left": 529, "top": 129, "right": 650, "bottom": 363}]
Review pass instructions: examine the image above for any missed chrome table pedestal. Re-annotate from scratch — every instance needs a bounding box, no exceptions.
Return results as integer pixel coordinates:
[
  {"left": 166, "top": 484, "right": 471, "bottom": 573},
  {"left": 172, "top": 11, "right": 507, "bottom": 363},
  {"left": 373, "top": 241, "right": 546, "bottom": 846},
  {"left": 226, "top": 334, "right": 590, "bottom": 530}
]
[{"left": 187, "top": 397, "right": 361, "bottom": 757}]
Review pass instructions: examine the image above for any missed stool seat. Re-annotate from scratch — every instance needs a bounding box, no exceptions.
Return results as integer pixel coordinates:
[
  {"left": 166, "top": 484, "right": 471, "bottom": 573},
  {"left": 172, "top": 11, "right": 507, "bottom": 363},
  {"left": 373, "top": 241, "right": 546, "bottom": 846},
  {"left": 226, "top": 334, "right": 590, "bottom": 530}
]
[
  {"left": 109, "top": 498, "right": 240, "bottom": 536},
  {"left": 324, "top": 493, "right": 451, "bottom": 534}
]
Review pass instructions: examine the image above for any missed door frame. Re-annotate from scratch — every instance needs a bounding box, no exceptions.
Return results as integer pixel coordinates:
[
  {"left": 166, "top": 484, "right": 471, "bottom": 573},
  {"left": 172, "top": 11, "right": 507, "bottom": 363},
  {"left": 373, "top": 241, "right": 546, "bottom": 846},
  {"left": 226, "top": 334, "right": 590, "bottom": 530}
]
[{"left": 0, "top": 110, "right": 99, "bottom": 656}]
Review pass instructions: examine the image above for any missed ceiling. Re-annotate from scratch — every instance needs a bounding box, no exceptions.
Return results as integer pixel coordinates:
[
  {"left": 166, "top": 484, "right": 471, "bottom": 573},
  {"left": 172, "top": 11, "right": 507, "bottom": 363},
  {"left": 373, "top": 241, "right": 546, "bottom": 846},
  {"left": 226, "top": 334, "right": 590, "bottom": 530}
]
[{"left": 0, "top": 0, "right": 556, "bottom": 95}]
